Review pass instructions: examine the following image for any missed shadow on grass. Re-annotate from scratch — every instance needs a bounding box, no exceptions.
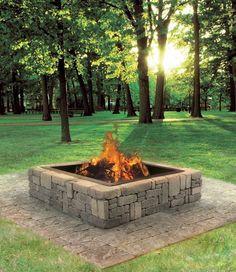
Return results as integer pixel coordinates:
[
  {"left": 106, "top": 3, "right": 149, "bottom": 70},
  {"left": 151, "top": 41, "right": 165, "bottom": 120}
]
[{"left": 204, "top": 118, "right": 236, "bottom": 133}]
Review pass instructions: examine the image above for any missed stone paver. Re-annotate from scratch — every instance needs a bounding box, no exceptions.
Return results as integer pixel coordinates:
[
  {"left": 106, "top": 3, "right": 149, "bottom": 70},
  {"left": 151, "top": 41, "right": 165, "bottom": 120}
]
[{"left": 0, "top": 172, "right": 236, "bottom": 268}]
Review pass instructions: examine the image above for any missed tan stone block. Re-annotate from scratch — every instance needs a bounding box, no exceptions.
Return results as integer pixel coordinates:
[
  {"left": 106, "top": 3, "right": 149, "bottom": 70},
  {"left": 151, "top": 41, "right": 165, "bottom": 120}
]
[
  {"left": 134, "top": 202, "right": 142, "bottom": 219},
  {"left": 185, "top": 174, "right": 191, "bottom": 188},
  {"left": 32, "top": 167, "right": 45, "bottom": 177},
  {"left": 88, "top": 185, "right": 121, "bottom": 200},
  {"left": 41, "top": 172, "right": 52, "bottom": 189},
  {"left": 91, "top": 198, "right": 98, "bottom": 216},
  {"left": 192, "top": 186, "right": 201, "bottom": 195},
  {"left": 32, "top": 175, "right": 40, "bottom": 185},
  {"left": 120, "top": 179, "right": 152, "bottom": 195},
  {"left": 66, "top": 182, "right": 73, "bottom": 198},
  {"left": 180, "top": 175, "right": 186, "bottom": 190},
  {"left": 97, "top": 200, "right": 109, "bottom": 220},
  {"left": 191, "top": 171, "right": 201, "bottom": 180},
  {"left": 168, "top": 175, "right": 180, "bottom": 196},
  {"left": 118, "top": 195, "right": 137, "bottom": 206},
  {"left": 73, "top": 180, "right": 95, "bottom": 195},
  {"left": 162, "top": 182, "right": 169, "bottom": 204}
]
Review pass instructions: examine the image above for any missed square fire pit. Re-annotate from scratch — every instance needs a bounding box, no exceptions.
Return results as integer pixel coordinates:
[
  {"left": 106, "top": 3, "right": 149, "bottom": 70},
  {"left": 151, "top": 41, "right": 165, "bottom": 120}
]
[{"left": 28, "top": 161, "right": 202, "bottom": 228}]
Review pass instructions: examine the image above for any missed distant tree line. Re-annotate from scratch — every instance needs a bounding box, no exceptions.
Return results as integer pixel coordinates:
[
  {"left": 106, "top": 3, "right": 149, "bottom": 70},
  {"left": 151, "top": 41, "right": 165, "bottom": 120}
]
[{"left": 0, "top": 0, "right": 235, "bottom": 141}]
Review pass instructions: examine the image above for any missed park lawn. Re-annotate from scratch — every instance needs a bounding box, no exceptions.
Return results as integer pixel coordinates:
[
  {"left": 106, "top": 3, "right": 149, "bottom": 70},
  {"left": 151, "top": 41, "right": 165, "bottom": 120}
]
[
  {"left": 0, "top": 110, "right": 235, "bottom": 183},
  {"left": 1, "top": 110, "right": 235, "bottom": 125},
  {"left": 0, "top": 217, "right": 235, "bottom": 272},
  {"left": 0, "top": 111, "right": 136, "bottom": 124},
  {"left": 0, "top": 110, "right": 236, "bottom": 271}
]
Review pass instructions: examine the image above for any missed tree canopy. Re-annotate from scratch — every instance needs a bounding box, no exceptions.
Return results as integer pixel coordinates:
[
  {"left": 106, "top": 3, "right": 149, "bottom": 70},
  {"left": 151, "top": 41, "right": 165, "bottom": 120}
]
[{"left": 0, "top": 0, "right": 235, "bottom": 140}]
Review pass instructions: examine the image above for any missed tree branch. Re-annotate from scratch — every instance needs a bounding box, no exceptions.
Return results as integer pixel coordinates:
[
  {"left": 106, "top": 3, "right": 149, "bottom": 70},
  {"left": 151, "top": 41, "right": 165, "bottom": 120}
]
[
  {"left": 99, "top": 0, "right": 121, "bottom": 10},
  {"left": 164, "top": 0, "right": 188, "bottom": 22},
  {"left": 147, "top": 0, "right": 154, "bottom": 48},
  {"left": 122, "top": 2, "right": 137, "bottom": 29}
]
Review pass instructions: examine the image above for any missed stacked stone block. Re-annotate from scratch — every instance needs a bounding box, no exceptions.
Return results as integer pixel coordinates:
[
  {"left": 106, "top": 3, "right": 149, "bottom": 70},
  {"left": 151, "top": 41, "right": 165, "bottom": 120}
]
[{"left": 28, "top": 163, "right": 202, "bottom": 229}]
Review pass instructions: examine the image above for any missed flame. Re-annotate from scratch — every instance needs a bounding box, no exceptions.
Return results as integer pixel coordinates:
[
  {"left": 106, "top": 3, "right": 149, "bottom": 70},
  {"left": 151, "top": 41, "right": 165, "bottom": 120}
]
[{"left": 76, "top": 132, "right": 149, "bottom": 183}]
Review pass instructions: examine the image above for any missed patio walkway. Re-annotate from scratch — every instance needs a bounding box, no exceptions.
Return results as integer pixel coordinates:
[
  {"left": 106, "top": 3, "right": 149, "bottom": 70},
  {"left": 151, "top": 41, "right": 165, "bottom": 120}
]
[{"left": 0, "top": 172, "right": 236, "bottom": 268}]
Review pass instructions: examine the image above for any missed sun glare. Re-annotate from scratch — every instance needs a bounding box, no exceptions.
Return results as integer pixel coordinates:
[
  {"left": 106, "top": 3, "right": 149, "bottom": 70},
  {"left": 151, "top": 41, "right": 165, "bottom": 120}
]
[{"left": 148, "top": 43, "right": 187, "bottom": 74}]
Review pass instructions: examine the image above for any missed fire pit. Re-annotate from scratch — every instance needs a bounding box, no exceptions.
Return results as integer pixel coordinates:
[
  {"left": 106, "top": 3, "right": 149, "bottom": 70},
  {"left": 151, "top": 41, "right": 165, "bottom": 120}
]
[{"left": 28, "top": 133, "right": 202, "bottom": 228}]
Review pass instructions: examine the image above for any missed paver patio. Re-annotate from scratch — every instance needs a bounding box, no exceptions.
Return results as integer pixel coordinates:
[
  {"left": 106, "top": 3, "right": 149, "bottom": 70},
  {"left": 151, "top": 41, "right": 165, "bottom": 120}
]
[{"left": 0, "top": 172, "right": 236, "bottom": 268}]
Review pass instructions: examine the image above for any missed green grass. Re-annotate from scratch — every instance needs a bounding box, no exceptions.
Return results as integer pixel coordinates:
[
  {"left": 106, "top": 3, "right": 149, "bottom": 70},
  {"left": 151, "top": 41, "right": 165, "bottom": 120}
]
[
  {"left": 0, "top": 111, "right": 236, "bottom": 183},
  {"left": 0, "top": 111, "right": 136, "bottom": 124},
  {"left": 0, "top": 218, "right": 235, "bottom": 272},
  {"left": 1, "top": 110, "right": 235, "bottom": 125},
  {"left": 0, "top": 110, "right": 236, "bottom": 271},
  {"left": 0, "top": 218, "right": 95, "bottom": 272}
]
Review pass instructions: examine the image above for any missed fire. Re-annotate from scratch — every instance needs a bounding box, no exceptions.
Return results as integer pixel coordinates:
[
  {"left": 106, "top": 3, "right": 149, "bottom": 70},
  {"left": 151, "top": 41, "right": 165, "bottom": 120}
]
[{"left": 76, "top": 132, "right": 149, "bottom": 183}]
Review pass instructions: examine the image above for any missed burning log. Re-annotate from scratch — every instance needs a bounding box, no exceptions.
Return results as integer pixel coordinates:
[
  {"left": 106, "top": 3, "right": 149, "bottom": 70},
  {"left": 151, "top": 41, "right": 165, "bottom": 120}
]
[{"left": 75, "top": 132, "right": 149, "bottom": 183}]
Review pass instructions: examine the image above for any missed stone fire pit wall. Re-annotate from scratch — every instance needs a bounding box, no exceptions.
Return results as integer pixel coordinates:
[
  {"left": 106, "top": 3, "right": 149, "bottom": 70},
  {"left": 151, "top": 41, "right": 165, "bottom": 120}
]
[{"left": 28, "top": 162, "right": 202, "bottom": 229}]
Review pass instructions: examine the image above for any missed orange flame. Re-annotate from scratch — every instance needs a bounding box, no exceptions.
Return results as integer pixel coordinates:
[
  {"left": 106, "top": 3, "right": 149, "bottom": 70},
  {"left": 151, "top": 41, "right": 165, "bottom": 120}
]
[{"left": 76, "top": 132, "right": 149, "bottom": 183}]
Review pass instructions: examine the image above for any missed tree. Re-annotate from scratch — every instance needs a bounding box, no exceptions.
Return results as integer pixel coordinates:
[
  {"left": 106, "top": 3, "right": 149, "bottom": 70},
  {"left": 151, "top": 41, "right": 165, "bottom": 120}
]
[
  {"left": 113, "top": 82, "right": 121, "bottom": 114},
  {"left": 54, "top": 0, "right": 71, "bottom": 142},
  {"left": 151, "top": 0, "right": 175, "bottom": 119},
  {"left": 124, "top": 83, "right": 137, "bottom": 116},
  {"left": 74, "top": 60, "right": 92, "bottom": 116},
  {"left": 230, "top": 0, "right": 236, "bottom": 111},
  {"left": 99, "top": 0, "right": 152, "bottom": 123},
  {"left": 87, "top": 55, "right": 95, "bottom": 113},
  {"left": 191, "top": 0, "right": 202, "bottom": 117},
  {"left": 41, "top": 75, "right": 52, "bottom": 121},
  {"left": 0, "top": 83, "right": 5, "bottom": 115}
]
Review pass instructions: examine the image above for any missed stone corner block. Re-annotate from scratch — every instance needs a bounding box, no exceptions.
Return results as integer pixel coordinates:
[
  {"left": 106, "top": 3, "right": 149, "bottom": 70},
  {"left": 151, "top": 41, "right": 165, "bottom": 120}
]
[
  {"left": 73, "top": 179, "right": 95, "bottom": 195},
  {"left": 91, "top": 199, "right": 109, "bottom": 220},
  {"left": 191, "top": 171, "right": 202, "bottom": 180},
  {"left": 32, "top": 167, "right": 45, "bottom": 177}
]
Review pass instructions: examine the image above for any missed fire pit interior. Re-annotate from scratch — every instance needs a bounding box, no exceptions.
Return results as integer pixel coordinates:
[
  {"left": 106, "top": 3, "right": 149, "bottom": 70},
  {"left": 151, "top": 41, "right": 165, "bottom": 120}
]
[
  {"left": 51, "top": 163, "right": 184, "bottom": 186},
  {"left": 28, "top": 132, "right": 202, "bottom": 228}
]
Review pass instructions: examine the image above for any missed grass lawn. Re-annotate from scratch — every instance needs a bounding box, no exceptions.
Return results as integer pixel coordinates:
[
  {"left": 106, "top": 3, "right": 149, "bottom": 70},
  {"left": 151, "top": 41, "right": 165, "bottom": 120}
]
[
  {"left": 0, "top": 110, "right": 236, "bottom": 271},
  {"left": 0, "top": 218, "right": 235, "bottom": 272}
]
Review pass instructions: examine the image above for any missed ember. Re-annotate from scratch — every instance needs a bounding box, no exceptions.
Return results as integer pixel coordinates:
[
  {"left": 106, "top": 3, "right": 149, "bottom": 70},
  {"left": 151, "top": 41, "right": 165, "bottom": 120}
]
[{"left": 76, "top": 132, "right": 149, "bottom": 183}]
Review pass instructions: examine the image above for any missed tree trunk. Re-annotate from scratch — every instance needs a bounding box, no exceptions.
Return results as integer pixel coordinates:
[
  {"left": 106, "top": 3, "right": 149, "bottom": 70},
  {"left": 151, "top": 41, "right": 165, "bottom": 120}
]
[
  {"left": 71, "top": 79, "right": 78, "bottom": 108},
  {"left": 107, "top": 95, "right": 111, "bottom": 111},
  {"left": 67, "top": 81, "right": 72, "bottom": 108},
  {"left": 219, "top": 93, "right": 222, "bottom": 111},
  {"left": 204, "top": 95, "right": 208, "bottom": 111},
  {"left": 0, "top": 83, "right": 5, "bottom": 115},
  {"left": 188, "top": 90, "right": 191, "bottom": 113},
  {"left": 124, "top": 83, "right": 136, "bottom": 117},
  {"left": 191, "top": 0, "right": 202, "bottom": 118},
  {"left": 87, "top": 57, "right": 95, "bottom": 113},
  {"left": 41, "top": 75, "right": 52, "bottom": 121},
  {"left": 74, "top": 65, "right": 92, "bottom": 116},
  {"left": 96, "top": 73, "right": 105, "bottom": 110},
  {"left": 12, "top": 70, "right": 21, "bottom": 114},
  {"left": 19, "top": 86, "right": 25, "bottom": 113},
  {"left": 113, "top": 83, "right": 121, "bottom": 114},
  {"left": 229, "top": 64, "right": 236, "bottom": 111},
  {"left": 230, "top": 0, "right": 236, "bottom": 111},
  {"left": 48, "top": 77, "right": 55, "bottom": 111},
  {"left": 56, "top": 0, "right": 71, "bottom": 142},
  {"left": 74, "top": 94, "right": 79, "bottom": 108},
  {"left": 153, "top": 30, "right": 168, "bottom": 119},
  {"left": 101, "top": 94, "right": 106, "bottom": 110},
  {"left": 232, "top": 64, "right": 236, "bottom": 110},
  {"left": 58, "top": 58, "right": 71, "bottom": 142},
  {"left": 6, "top": 92, "right": 10, "bottom": 112},
  {"left": 133, "top": 0, "right": 152, "bottom": 123}
]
